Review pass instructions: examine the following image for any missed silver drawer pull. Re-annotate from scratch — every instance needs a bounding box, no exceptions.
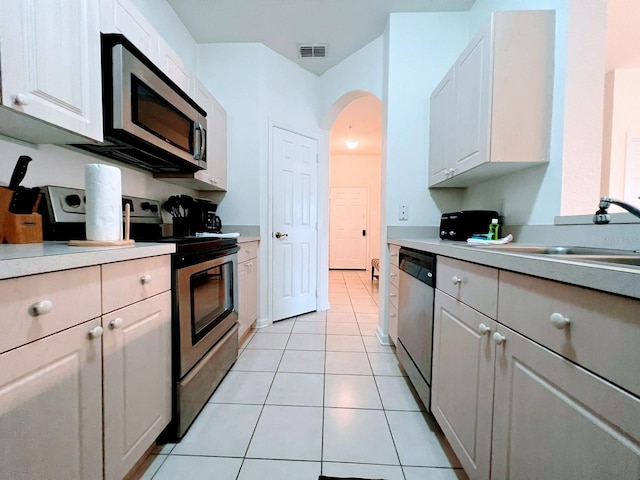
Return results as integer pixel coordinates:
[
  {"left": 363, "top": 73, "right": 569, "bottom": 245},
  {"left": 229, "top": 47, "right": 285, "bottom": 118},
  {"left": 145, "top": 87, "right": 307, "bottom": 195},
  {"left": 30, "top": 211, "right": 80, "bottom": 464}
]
[
  {"left": 452, "top": 276, "right": 462, "bottom": 285},
  {"left": 30, "top": 300, "right": 53, "bottom": 316},
  {"left": 140, "top": 274, "right": 152, "bottom": 285},
  {"left": 390, "top": 293, "right": 397, "bottom": 298},
  {"left": 389, "top": 313, "right": 397, "bottom": 318},
  {"left": 549, "top": 312, "right": 571, "bottom": 329}
]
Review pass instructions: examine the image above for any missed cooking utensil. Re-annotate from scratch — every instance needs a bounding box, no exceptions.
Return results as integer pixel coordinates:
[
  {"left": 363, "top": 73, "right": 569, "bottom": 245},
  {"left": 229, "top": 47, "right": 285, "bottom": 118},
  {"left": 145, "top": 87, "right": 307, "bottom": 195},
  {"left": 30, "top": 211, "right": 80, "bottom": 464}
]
[
  {"left": 179, "top": 194, "right": 193, "bottom": 217},
  {"left": 9, "top": 156, "right": 32, "bottom": 190},
  {"left": 9, "top": 186, "right": 40, "bottom": 214}
]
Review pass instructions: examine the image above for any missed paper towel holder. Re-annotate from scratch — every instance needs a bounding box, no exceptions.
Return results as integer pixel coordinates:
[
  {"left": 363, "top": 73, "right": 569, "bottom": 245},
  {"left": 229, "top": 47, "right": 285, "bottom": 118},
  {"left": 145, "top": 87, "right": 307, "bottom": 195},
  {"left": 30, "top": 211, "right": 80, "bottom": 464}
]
[{"left": 68, "top": 203, "right": 135, "bottom": 247}]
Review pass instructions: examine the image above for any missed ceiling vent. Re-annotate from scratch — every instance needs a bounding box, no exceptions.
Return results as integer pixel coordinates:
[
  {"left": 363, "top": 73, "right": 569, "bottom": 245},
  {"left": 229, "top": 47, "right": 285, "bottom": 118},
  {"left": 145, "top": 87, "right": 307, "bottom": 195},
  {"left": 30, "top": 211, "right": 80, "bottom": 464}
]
[{"left": 298, "top": 44, "right": 327, "bottom": 58}]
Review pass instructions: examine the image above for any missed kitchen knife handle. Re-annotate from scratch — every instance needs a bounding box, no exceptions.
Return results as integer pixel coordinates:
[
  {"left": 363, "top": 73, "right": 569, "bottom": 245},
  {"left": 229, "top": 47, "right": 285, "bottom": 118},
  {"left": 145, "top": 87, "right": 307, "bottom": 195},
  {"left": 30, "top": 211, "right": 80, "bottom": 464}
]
[{"left": 9, "top": 156, "right": 32, "bottom": 189}]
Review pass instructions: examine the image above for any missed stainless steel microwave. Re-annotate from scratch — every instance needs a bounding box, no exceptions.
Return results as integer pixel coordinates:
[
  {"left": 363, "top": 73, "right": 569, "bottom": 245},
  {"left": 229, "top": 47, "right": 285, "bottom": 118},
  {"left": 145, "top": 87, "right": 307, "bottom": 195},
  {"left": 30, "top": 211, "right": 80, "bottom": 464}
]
[{"left": 75, "top": 34, "right": 207, "bottom": 173}]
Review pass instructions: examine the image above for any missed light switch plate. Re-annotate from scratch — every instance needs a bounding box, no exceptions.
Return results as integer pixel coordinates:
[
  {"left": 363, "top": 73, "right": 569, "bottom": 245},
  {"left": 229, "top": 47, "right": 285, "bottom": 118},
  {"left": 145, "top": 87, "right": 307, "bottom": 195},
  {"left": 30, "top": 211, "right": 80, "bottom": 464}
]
[{"left": 399, "top": 204, "right": 408, "bottom": 220}]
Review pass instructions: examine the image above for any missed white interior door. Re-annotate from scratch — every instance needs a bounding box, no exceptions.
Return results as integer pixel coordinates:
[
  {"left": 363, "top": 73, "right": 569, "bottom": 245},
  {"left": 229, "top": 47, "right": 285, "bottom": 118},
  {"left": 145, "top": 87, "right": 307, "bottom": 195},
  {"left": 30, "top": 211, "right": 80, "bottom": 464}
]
[
  {"left": 329, "top": 187, "right": 368, "bottom": 269},
  {"left": 272, "top": 127, "right": 318, "bottom": 321}
]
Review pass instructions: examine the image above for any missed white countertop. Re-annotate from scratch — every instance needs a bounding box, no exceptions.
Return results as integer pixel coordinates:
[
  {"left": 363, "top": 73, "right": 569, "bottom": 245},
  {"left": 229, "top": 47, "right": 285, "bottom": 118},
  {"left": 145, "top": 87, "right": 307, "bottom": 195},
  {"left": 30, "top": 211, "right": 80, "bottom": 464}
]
[
  {"left": 389, "top": 238, "right": 640, "bottom": 301},
  {"left": 0, "top": 241, "right": 175, "bottom": 280}
]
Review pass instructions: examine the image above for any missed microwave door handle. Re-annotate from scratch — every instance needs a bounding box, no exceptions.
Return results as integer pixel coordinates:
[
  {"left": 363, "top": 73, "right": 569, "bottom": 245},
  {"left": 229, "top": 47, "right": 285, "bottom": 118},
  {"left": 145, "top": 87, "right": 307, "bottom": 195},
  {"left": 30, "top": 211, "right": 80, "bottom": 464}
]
[{"left": 194, "top": 122, "right": 205, "bottom": 161}]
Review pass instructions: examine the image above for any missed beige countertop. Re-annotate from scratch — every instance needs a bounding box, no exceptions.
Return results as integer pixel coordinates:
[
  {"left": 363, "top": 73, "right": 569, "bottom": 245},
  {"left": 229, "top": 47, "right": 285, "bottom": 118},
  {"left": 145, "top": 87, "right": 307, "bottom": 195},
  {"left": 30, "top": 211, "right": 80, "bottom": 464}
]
[
  {"left": 389, "top": 238, "right": 640, "bottom": 301},
  {"left": 0, "top": 241, "right": 176, "bottom": 280},
  {"left": 238, "top": 236, "right": 260, "bottom": 243}
]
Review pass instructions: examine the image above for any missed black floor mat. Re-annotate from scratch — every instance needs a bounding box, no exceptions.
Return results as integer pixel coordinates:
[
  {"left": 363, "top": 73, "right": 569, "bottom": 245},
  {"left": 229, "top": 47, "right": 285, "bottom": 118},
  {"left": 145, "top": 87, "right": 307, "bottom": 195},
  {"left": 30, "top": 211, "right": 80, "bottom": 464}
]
[{"left": 319, "top": 477, "right": 385, "bottom": 480}]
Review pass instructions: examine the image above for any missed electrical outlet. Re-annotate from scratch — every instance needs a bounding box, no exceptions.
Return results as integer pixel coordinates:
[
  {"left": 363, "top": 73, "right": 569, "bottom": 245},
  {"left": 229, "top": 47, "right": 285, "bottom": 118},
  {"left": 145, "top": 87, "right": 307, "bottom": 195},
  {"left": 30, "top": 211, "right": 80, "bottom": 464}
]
[{"left": 399, "top": 204, "right": 408, "bottom": 221}]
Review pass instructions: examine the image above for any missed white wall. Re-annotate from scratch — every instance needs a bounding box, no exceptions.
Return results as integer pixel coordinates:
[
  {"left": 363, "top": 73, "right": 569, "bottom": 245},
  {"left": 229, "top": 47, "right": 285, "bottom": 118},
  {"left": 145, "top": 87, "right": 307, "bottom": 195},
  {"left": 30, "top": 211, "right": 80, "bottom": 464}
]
[
  {"left": 602, "top": 69, "right": 640, "bottom": 203},
  {"left": 318, "top": 37, "right": 385, "bottom": 128},
  {"left": 384, "top": 12, "right": 469, "bottom": 228},
  {"left": 0, "top": 138, "right": 197, "bottom": 223},
  {"left": 197, "top": 42, "right": 326, "bottom": 321}
]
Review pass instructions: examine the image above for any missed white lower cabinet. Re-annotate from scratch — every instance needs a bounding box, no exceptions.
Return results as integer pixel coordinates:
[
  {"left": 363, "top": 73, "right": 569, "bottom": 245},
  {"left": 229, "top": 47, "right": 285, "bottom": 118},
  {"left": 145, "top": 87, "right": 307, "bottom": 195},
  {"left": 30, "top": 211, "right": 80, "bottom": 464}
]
[
  {"left": 0, "top": 318, "right": 104, "bottom": 480},
  {"left": 238, "top": 241, "right": 259, "bottom": 340},
  {"left": 432, "top": 258, "right": 640, "bottom": 480},
  {"left": 491, "top": 323, "right": 640, "bottom": 480},
  {"left": 102, "top": 291, "right": 171, "bottom": 480},
  {"left": 0, "top": 255, "right": 172, "bottom": 480},
  {"left": 432, "top": 290, "right": 495, "bottom": 479}
]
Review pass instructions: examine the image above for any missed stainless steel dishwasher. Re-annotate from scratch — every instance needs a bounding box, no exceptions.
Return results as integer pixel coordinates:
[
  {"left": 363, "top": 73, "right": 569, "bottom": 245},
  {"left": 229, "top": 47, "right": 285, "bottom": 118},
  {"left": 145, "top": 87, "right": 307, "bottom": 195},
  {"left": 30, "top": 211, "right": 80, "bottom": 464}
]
[{"left": 396, "top": 247, "right": 436, "bottom": 410}]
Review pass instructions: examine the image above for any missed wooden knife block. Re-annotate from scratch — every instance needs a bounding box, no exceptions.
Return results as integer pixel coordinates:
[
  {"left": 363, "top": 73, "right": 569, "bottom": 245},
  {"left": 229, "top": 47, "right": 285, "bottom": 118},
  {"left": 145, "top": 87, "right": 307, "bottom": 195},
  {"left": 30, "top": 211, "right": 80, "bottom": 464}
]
[{"left": 0, "top": 187, "right": 43, "bottom": 244}]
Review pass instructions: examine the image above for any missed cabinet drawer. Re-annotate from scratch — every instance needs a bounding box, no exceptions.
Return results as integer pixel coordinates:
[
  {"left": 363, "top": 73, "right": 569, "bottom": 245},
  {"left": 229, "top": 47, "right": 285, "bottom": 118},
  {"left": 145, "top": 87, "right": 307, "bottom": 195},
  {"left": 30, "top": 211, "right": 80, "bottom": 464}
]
[
  {"left": 0, "top": 267, "right": 101, "bottom": 354},
  {"left": 498, "top": 271, "right": 640, "bottom": 398},
  {"left": 389, "top": 244, "right": 400, "bottom": 267},
  {"left": 102, "top": 256, "right": 171, "bottom": 313},
  {"left": 389, "top": 264, "right": 399, "bottom": 287},
  {"left": 238, "top": 241, "right": 259, "bottom": 263},
  {"left": 436, "top": 256, "right": 498, "bottom": 318},
  {"left": 388, "top": 282, "right": 399, "bottom": 310}
]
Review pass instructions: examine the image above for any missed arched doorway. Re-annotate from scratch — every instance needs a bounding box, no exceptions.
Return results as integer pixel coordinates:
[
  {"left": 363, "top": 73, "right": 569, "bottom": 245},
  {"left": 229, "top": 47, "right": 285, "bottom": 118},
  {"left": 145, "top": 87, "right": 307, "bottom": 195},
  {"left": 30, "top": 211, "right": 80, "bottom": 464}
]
[{"left": 326, "top": 93, "right": 383, "bottom": 273}]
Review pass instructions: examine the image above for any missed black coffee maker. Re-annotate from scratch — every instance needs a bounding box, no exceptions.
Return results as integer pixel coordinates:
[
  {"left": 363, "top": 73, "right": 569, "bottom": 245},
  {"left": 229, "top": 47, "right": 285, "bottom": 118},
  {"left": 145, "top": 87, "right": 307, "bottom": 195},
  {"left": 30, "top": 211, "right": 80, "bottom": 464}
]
[{"left": 188, "top": 199, "right": 222, "bottom": 233}]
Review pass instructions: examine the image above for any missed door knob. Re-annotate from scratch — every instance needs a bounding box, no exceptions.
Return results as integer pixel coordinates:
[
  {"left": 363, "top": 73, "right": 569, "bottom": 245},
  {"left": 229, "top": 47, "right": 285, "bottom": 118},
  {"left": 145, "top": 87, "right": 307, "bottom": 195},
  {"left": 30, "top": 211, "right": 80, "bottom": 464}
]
[{"left": 275, "top": 232, "right": 288, "bottom": 239}]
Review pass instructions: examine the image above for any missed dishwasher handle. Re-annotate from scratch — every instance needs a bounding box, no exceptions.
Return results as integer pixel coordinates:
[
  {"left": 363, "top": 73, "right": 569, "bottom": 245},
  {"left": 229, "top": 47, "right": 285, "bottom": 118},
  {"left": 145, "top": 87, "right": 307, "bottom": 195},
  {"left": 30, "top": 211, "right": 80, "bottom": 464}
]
[{"left": 399, "top": 247, "right": 436, "bottom": 287}]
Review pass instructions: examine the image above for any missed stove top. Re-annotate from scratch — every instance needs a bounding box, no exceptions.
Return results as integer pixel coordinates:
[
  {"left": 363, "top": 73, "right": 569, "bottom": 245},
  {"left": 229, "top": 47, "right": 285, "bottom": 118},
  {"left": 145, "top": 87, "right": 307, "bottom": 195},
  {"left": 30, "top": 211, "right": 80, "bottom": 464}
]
[{"left": 38, "top": 186, "right": 235, "bottom": 253}]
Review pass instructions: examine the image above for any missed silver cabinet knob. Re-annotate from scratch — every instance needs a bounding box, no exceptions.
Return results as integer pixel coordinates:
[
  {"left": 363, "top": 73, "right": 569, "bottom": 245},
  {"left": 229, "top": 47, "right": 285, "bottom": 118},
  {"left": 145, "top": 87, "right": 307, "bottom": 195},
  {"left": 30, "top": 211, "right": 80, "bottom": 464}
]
[
  {"left": 451, "top": 276, "right": 462, "bottom": 285},
  {"left": 88, "top": 326, "right": 103, "bottom": 339},
  {"left": 140, "top": 274, "right": 152, "bottom": 284},
  {"left": 30, "top": 300, "right": 53, "bottom": 316}
]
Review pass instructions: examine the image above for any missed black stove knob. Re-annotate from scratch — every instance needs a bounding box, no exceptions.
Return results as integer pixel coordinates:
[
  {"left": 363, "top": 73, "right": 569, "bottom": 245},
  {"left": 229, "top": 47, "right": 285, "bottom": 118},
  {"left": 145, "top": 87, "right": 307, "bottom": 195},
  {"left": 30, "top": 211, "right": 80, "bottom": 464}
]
[
  {"left": 141, "top": 201, "right": 158, "bottom": 213},
  {"left": 65, "top": 194, "right": 82, "bottom": 208}
]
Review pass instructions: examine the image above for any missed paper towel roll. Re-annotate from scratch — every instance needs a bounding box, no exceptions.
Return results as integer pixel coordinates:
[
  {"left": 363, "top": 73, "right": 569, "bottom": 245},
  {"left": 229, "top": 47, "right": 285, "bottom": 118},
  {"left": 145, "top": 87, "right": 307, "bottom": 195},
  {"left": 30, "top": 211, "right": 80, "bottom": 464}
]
[{"left": 85, "top": 164, "right": 122, "bottom": 241}]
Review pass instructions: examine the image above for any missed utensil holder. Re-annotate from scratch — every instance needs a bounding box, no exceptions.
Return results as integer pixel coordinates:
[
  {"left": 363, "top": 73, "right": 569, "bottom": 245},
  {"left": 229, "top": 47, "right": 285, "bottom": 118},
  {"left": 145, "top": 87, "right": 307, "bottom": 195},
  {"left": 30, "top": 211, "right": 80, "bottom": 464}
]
[
  {"left": 0, "top": 187, "right": 43, "bottom": 244},
  {"left": 173, "top": 217, "right": 191, "bottom": 237}
]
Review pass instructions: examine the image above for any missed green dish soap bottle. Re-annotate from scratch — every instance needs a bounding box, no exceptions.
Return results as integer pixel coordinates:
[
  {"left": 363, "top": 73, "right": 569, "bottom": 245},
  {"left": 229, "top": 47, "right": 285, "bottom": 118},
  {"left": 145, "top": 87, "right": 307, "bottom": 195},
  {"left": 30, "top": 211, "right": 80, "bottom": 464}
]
[{"left": 488, "top": 218, "right": 499, "bottom": 240}]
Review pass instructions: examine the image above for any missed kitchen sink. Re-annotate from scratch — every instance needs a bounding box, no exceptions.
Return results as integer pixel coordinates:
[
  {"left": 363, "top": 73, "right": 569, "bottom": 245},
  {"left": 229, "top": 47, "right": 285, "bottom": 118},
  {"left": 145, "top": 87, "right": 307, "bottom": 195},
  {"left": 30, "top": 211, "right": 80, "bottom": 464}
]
[
  {"left": 575, "top": 256, "right": 640, "bottom": 267},
  {"left": 472, "top": 244, "right": 638, "bottom": 256}
]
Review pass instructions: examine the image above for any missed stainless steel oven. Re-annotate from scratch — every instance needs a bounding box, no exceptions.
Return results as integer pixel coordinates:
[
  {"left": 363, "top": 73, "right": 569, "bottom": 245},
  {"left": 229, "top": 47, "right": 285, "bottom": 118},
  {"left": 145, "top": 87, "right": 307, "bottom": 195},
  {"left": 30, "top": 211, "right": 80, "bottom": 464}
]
[{"left": 172, "top": 241, "right": 239, "bottom": 438}]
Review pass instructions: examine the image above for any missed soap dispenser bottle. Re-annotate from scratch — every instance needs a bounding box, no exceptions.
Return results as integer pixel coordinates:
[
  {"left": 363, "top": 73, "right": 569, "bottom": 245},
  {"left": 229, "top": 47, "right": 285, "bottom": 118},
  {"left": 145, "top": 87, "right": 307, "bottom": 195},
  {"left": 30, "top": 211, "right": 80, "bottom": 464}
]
[{"left": 488, "top": 218, "right": 499, "bottom": 240}]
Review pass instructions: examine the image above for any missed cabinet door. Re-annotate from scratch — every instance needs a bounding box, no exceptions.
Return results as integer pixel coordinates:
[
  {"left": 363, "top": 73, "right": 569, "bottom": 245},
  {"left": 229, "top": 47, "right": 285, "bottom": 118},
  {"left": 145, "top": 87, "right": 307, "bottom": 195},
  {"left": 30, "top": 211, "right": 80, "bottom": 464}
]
[
  {"left": 453, "top": 24, "right": 490, "bottom": 176},
  {"left": 0, "top": 319, "right": 103, "bottom": 480},
  {"left": 158, "top": 37, "right": 194, "bottom": 96},
  {"left": 432, "top": 290, "right": 495, "bottom": 480},
  {"left": 0, "top": 0, "right": 103, "bottom": 141},
  {"left": 238, "top": 259, "right": 258, "bottom": 339},
  {"left": 194, "top": 79, "right": 228, "bottom": 191},
  {"left": 103, "top": 292, "right": 171, "bottom": 480},
  {"left": 100, "top": 0, "right": 159, "bottom": 64},
  {"left": 208, "top": 95, "right": 229, "bottom": 190},
  {"left": 491, "top": 324, "right": 640, "bottom": 480},
  {"left": 428, "top": 67, "right": 456, "bottom": 186}
]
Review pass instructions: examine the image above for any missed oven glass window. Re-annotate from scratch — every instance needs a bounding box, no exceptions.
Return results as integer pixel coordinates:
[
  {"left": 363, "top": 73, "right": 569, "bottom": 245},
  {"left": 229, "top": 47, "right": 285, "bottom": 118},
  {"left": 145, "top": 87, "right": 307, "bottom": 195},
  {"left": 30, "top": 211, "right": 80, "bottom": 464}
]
[
  {"left": 132, "top": 76, "right": 192, "bottom": 153},
  {"left": 190, "top": 260, "right": 234, "bottom": 343}
]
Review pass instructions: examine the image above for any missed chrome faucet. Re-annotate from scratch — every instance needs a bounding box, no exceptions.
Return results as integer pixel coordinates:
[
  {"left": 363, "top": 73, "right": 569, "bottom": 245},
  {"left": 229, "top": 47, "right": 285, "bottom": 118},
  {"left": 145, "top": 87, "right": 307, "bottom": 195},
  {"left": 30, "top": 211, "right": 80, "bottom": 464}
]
[{"left": 593, "top": 197, "right": 640, "bottom": 224}]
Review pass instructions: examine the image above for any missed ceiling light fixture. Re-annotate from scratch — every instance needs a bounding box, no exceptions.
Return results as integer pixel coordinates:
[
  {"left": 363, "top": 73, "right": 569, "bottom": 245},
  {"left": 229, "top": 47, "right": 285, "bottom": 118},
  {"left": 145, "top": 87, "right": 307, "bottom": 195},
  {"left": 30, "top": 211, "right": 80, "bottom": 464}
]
[{"left": 345, "top": 126, "right": 358, "bottom": 150}]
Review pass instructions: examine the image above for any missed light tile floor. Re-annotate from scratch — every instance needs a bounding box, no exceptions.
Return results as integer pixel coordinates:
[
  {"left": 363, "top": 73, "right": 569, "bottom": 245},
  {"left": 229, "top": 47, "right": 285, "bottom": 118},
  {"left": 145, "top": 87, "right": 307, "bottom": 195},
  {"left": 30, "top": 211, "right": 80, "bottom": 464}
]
[{"left": 130, "top": 270, "right": 468, "bottom": 480}]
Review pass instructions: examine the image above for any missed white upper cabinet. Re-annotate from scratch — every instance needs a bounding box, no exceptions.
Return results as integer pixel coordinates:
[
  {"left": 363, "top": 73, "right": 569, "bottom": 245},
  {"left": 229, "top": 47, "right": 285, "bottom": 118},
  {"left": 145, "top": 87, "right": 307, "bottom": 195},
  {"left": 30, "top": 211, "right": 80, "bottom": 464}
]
[
  {"left": 100, "top": 0, "right": 159, "bottom": 64},
  {"left": 0, "top": 0, "right": 103, "bottom": 143},
  {"left": 155, "top": 79, "right": 228, "bottom": 191},
  {"left": 158, "top": 37, "right": 195, "bottom": 97},
  {"left": 428, "top": 10, "right": 555, "bottom": 188}
]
